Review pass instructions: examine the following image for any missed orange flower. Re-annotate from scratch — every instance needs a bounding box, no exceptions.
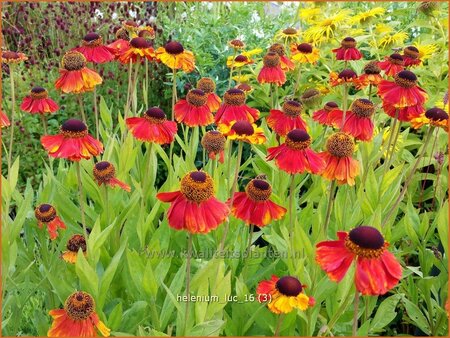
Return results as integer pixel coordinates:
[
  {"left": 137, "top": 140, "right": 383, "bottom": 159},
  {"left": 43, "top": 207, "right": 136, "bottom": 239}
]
[
  {"left": 48, "top": 291, "right": 110, "bottom": 337},
  {"left": 290, "top": 43, "right": 320, "bottom": 64},
  {"left": 93, "top": 161, "right": 131, "bottom": 192},
  {"left": 174, "top": 89, "right": 214, "bottom": 127},
  {"left": 1, "top": 111, "right": 10, "bottom": 128},
  {"left": 201, "top": 130, "right": 226, "bottom": 163},
  {"left": 156, "top": 41, "right": 195, "bottom": 72},
  {"left": 269, "top": 43, "right": 295, "bottom": 71},
  {"left": 355, "top": 61, "right": 383, "bottom": 90},
  {"left": 316, "top": 226, "right": 403, "bottom": 295},
  {"left": 329, "top": 69, "right": 358, "bottom": 87},
  {"left": 226, "top": 53, "right": 254, "bottom": 68},
  {"left": 377, "top": 70, "right": 428, "bottom": 108},
  {"left": 1, "top": 50, "right": 28, "bottom": 64},
  {"left": 312, "top": 101, "right": 343, "bottom": 127},
  {"left": 402, "top": 45, "right": 421, "bottom": 67},
  {"left": 341, "top": 99, "right": 375, "bottom": 141},
  {"left": 55, "top": 51, "right": 102, "bottom": 94},
  {"left": 126, "top": 107, "right": 177, "bottom": 144},
  {"left": 410, "top": 107, "right": 449, "bottom": 131},
  {"left": 118, "top": 37, "right": 156, "bottom": 64},
  {"left": 219, "top": 120, "right": 266, "bottom": 144},
  {"left": 107, "top": 28, "right": 131, "bottom": 56},
  {"left": 228, "top": 39, "right": 246, "bottom": 50},
  {"left": 215, "top": 88, "right": 260, "bottom": 126},
  {"left": 378, "top": 53, "right": 405, "bottom": 76},
  {"left": 61, "top": 234, "right": 86, "bottom": 264},
  {"left": 267, "top": 100, "right": 307, "bottom": 136},
  {"left": 229, "top": 178, "right": 286, "bottom": 227},
  {"left": 73, "top": 32, "right": 115, "bottom": 64},
  {"left": 267, "top": 129, "right": 325, "bottom": 175},
  {"left": 197, "top": 77, "right": 222, "bottom": 112},
  {"left": 34, "top": 204, "right": 66, "bottom": 240},
  {"left": 382, "top": 102, "right": 424, "bottom": 122},
  {"left": 41, "top": 119, "right": 103, "bottom": 161},
  {"left": 257, "top": 52, "right": 286, "bottom": 86},
  {"left": 20, "top": 87, "right": 59, "bottom": 115},
  {"left": 156, "top": 171, "right": 229, "bottom": 233},
  {"left": 332, "top": 37, "right": 362, "bottom": 61},
  {"left": 256, "top": 275, "right": 315, "bottom": 314},
  {"left": 319, "top": 132, "right": 360, "bottom": 186}
]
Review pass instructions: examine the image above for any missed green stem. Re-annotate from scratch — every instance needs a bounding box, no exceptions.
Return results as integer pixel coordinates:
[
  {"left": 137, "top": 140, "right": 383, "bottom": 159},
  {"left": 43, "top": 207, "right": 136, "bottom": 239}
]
[
  {"left": 274, "top": 314, "right": 284, "bottom": 336},
  {"left": 76, "top": 162, "right": 88, "bottom": 240},
  {"left": 7, "top": 65, "right": 16, "bottom": 176},
  {"left": 92, "top": 64, "right": 99, "bottom": 139},
  {"left": 77, "top": 95, "right": 87, "bottom": 124},
  {"left": 341, "top": 83, "right": 348, "bottom": 125},
  {"left": 171, "top": 68, "right": 177, "bottom": 120},
  {"left": 293, "top": 63, "right": 302, "bottom": 96},
  {"left": 382, "top": 109, "right": 399, "bottom": 174},
  {"left": 418, "top": 128, "right": 439, "bottom": 209},
  {"left": 131, "top": 58, "right": 141, "bottom": 116},
  {"left": 40, "top": 114, "right": 48, "bottom": 135},
  {"left": 184, "top": 233, "right": 193, "bottom": 335},
  {"left": 228, "top": 50, "right": 237, "bottom": 89},
  {"left": 352, "top": 290, "right": 360, "bottom": 336},
  {"left": 323, "top": 180, "right": 336, "bottom": 237},
  {"left": 124, "top": 59, "right": 133, "bottom": 121},
  {"left": 244, "top": 224, "right": 254, "bottom": 259},
  {"left": 288, "top": 174, "right": 296, "bottom": 260}
]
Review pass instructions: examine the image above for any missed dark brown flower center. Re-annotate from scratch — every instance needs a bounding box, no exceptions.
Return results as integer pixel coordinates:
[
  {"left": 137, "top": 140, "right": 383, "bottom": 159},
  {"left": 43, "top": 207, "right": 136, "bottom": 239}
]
[
  {"left": 145, "top": 107, "right": 166, "bottom": 123},
  {"left": 165, "top": 41, "right": 184, "bottom": 55},
  {"left": 124, "top": 20, "right": 139, "bottom": 28},
  {"left": 82, "top": 32, "right": 102, "bottom": 46},
  {"left": 93, "top": 161, "right": 115, "bottom": 183},
  {"left": 235, "top": 55, "right": 248, "bottom": 63},
  {"left": 394, "top": 70, "right": 417, "bottom": 88},
  {"left": 229, "top": 39, "right": 245, "bottom": 49},
  {"left": 197, "top": 78, "right": 215, "bottom": 93},
  {"left": 425, "top": 107, "right": 448, "bottom": 121},
  {"left": 30, "top": 86, "right": 48, "bottom": 99},
  {"left": 62, "top": 51, "right": 86, "bottom": 71},
  {"left": 341, "top": 37, "right": 357, "bottom": 48},
  {"left": 201, "top": 130, "right": 225, "bottom": 153},
  {"left": 224, "top": 89, "right": 246, "bottom": 105},
  {"left": 269, "top": 43, "right": 285, "bottom": 56},
  {"left": 64, "top": 291, "right": 95, "bottom": 320},
  {"left": 67, "top": 234, "right": 87, "bottom": 253},
  {"left": 60, "top": 119, "right": 88, "bottom": 138},
  {"left": 35, "top": 204, "right": 56, "bottom": 223},
  {"left": 138, "top": 27, "right": 155, "bottom": 40},
  {"left": 231, "top": 121, "right": 254, "bottom": 136},
  {"left": 263, "top": 52, "right": 280, "bottom": 67},
  {"left": 326, "top": 132, "right": 355, "bottom": 158},
  {"left": 186, "top": 89, "right": 207, "bottom": 106},
  {"left": 297, "top": 43, "right": 313, "bottom": 54},
  {"left": 345, "top": 226, "right": 386, "bottom": 259},
  {"left": 364, "top": 61, "right": 381, "bottom": 74},
  {"left": 403, "top": 46, "right": 420, "bottom": 59},
  {"left": 246, "top": 179, "right": 272, "bottom": 201},
  {"left": 389, "top": 53, "right": 404, "bottom": 65},
  {"left": 351, "top": 99, "right": 375, "bottom": 118},
  {"left": 180, "top": 171, "right": 214, "bottom": 203},
  {"left": 236, "top": 83, "right": 252, "bottom": 92},
  {"left": 130, "top": 37, "right": 150, "bottom": 49},
  {"left": 276, "top": 276, "right": 303, "bottom": 296},
  {"left": 286, "top": 129, "right": 311, "bottom": 150},
  {"left": 324, "top": 101, "right": 339, "bottom": 111},
  {"left": 283, "top": 100, "right": 303, "bottom": 117},
  {"left": 301, "top": 88, "right": 320, "bottom": 104},
  {"left": 282, "top": 27, "right": 298, "bottom": 35},
  {"left": 338, "top": 69, "right": 357, "bottom": 80}
]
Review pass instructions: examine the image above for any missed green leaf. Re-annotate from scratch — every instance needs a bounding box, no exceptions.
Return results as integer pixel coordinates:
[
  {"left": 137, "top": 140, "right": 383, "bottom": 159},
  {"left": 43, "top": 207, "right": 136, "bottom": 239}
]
[
  {"left": 189, "top": 320, "right": 225, "bottom": 336},
  {"left": 75, "top": 249, "right": 99, "bottom": 298},
  {"left": 370, "top": 294, "right": 402, "bottom": 332},
  {"left": 402, "top": 298, "right": 430, "bottom": 335},
  {"left": 108, "top": 302, "right": 123, "bottom": 331}
]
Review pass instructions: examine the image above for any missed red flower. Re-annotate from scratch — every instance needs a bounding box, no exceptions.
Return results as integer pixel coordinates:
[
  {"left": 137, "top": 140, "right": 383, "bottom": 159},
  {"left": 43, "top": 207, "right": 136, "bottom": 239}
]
[
  {"left": 402, "top": 46, "right": 421, "bottom": 67},
  {"left": 34, "top": 204, "right": 66, "bottom": 240},
  {"left": 267, "top": 100, "right": 307, "bottom": 136},
  {"left": 377, "top": 70, "right": 428, "bottom": 108},
  {"left": 197, "top": 77, "right": 222, "bottom": 112},
  {"left": 312, "top": 101, "right": 343, "bottom": 127},
  {"left": 126, "top": 107, "right": 177, "bottom": 144},
  {"left": 41, "top": 119, "right": 103, "bottom": 161},
  {"left": 55, "top": 51, "right": 102, "bottom": 94},
  {"left": 215, "top": 88, "right": 260, "bottom": 126},
  {"left": 316, "top": 226, "right": 403, "bottom": 295},
  {"left": 382, "top": 102, "right": 424, "bottom": 122},
  {"left": 332, "top": 37, "right": 362, "bottom": 61},
  {"left": 118, "top": 37, "right": 155, "bottom": 64},
  {"left": 174, "top": 89, "right": 213, "bottom": 127},
  {"left": 342, "top": 99, "right": 375, "bottom": 141},
  {"left": 157, "top": 171, "right": 229, "bottom": 234},
  {"left": 257, "top": 52, "right": 286, "bottom": 86},
  {"left": 229, "top": 178, "right": 287, "bottom": 227},
  {"left": 48, "top": 291, "right": 110, "bottom": 337},
  {"left": 106, "top": 28, "right": 130, "bottom": 57},
  {"left": 319, "top": 132, "right": 360, "bottom": 186},
  {"left": 269, "top": 43, "right": 295, "bottom": 71},
  {"left": 1, "top": 111, "right": 11, "bottom": 128},
  {"left": 355, "top": 61, "right": 383, "bottom": 90},
  {"left": 378, "top": 53, "right": 404, "bottom": 76},
  {"left": 201, "top": 130, "right": 226, "bottom": 163},
  {"left": 267, "top": 129, "right": 325, "bottom": 175},
  {"left": 73, "top": 32, "right": 115, "bottom": 64},
  {"left": 329, "top": 69, "right": 358, "bottom": 87},
  {"left": 20, "top": 87, "right": 59, "bottom": 115},
  {"left": 93, "top": 161, "right": 131, "bottom": 192}
]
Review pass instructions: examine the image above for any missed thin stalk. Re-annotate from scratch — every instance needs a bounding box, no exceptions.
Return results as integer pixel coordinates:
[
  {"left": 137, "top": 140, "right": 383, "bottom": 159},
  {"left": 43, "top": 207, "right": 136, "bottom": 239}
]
[
  {"left": 142, "top": 143, "right": 153, "bottom": 207},
  {"left": 92, "top": 64, "right": 99, "bottom": 139},
  {"left": 190, "top": 126, "right": 198, "bottom": 166},
  {"left": 77, "top": 95, "right": 87, "bottom": 124},
  {"left": 431, "top": 164, "right": 443, "bottom": 211},
  {"left": 274, "top": 314, "right": 284, "bottom": 336},
  {"left": 318, "top": 286, "right": 354, "bottom": 336},
  {"left": 7, "top": 65, "right": 16, "bottom": 175},
  {"left": 382, "top": 110, "right": 399, "bottom": 171},
  {"left": 171, "top": 68, "right": 177, "bottom": 120},
  {"left": 384, "top": 119, "right": 401, "bottom": 170},
  {"left": 219, "top": 142, "right": 243, "bottom": 251},
  {"left": 244, "top": 224, "right": 254, "bottom": 259},
  {"left": 368, "top": 84, "right": 372, "bottom": 98},
  {"left": 124, "top": 59, "right": 133, "bottom": 120},
  {"left": 288, "top": 175, "right": 296, "bottom": 258},
  {"left": 228, "top": 50, "right": 237, "bottom": 89},
  {"left": 76, "top": 162, "right": 88, "bottom": 240},
  {"left": 40, "top": 114, "right": 48, "bottom": 135},
  {"left": 104, "top": 185, "right": 109, "bottom": 225},
  {"left": 293, "top": 63, "right": 302, "bottom": 96},
  {"left": 184, "top": 233, "right": 193, "bottom": 335},
  {"left": 382, "top": 127, "right": 435, "bottom": 227},
  {"left": 352, "top": 290, "right": 360, "bottom": 336},
  {"left": 418, "top": 129, "right": 439, "bottom": 209},
  {"left": 144, "top": 58, "right": 149, "bottom": 106},
  {"left": 131, "top": 58, "right": 141, "bottom": 116},
  {"left": 323, "top": 180, "right": 336, "bottom": 236},
  {"left": 201, "top": 126, "right": 206, "bottom": 166},
  {"left": 341, "top": 83, "right": 348, "bottom": 125},
  {"left": 271, "top": 83, "right": 275, "bottom": 108}
]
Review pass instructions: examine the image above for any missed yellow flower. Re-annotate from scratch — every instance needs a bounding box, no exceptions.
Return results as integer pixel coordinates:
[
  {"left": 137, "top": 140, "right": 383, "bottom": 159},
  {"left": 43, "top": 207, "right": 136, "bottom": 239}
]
[
  {"left": 378, "top": 31, "right": 408, "bottom": 49},
  {"left": 274, "top": 27, "right": 301, "bottom": 44},
  {"left": 303, "top": 10, "right": 352, "bottom": 45},
  {"left": 268, "top": 292, "right": 311, "bottom": 314},
  {"left": 298, "top": 7, "right": 321, "bottom": 24},
  {"left": 290, "top": 43, "right": 320, "bottom": 64},
  {"left": 375, "top": 23, "right": 393, "bottom": 34},
  {"left": 219, "top": 121, "right": 266, "bottom": 144},
  {"left": 350, "top": 7, "right": 386, "bottom": 25},
  {"left": 413, "top": 42, "right": 438, "bottom": 60},
  {"left": 232, "top": 74, "right": 252, "bottom": 83}
]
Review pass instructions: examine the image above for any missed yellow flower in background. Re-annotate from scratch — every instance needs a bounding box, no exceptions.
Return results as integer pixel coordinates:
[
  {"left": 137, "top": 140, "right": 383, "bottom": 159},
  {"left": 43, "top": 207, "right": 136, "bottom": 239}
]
[
  {"left": 350, "top": 7, "right": 386, "bottom": 25},
  {"left": 232, "top": 74, "right": 252, "bottom": 83},
  {"left": 413, "top": 42, "right": 438, "bottom": 60},
  {"left": 226, "top": 49, "right": 262, "bottom": 68},
  {"left": 378, "top": 31, "right": 408, "bottom": 49},
  {"left": 303, "top": 10, "right": 352, "bottom": 45},
  {"left": 245, "top": 48, "right": 264, "bottom": 57},
  {"left": 381, "top": 126, "right": 403, "bottom": 157},
  {"left": 274, "top": 27, "right": 301, "bottom": 45},
  {"left": 347, "top": 28, "right": 365, "bottom": 37},
  {"left": 299, "top": 7, "right": 321, "bottom": 24},
  {"left": 375, "top": 23, "right": 393, "bottom": 34}
]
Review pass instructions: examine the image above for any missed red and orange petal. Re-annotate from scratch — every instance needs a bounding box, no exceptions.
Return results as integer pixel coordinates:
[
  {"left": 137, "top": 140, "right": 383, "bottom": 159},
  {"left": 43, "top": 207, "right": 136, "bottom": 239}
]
[
  {"left": 279, "top": 55, "right": 295, "bottom": 71},
  {"left": 208, "top": 149, "right": 225, "bottom": 163},
  {"left": 220, "top": 122, "right": 266, "bottom": 144},
  {"left": 174, "top": 100, "right": 214, "bottom": 127},
  {"left": 341, "top": 112, "right": 374, "bottom": 141},
  {"left": 55, "top": 68, "right": 102, "bottom": 94},
  {"left": 61, "top": 250, "right": 82, "bottom": 264},
  {"left": 403, "top": 56, "right": 421, "bottom": 67},
  {"left": 267, "top": 145, "right": 325, "bottom": 175},
  {"left": 155, "top": 47, "right": 195, "bottom": 73},
  {"left": 102, "top": 177, "right": 131, "bottom": 192},
  {"left": 156, "top": 191, "right": 229, "bottom": 234},
  {"left": 20, "top": 97, "right": 59, "bottom": 114},
  {"left": 355, "top": 74, "right": 383, "bottom": 90},
  {"left": 378, "top": 59, "right": 404, "bottom": 77},
  {"left": 206, "top": 93, "right": 222, "bottom": 112},
  {"left": 1, "top": 111, "right": 10, "bottom": 128},
  {"left": 73, "top": 45, "right": 115, "bottom": 64},
  {"left": 106, "top": 39, "right": 130, "bottom": 57},
  {"left": 215, "top": 104, "right": 260, "bottom": 126},
  {"left": 312, "top": 108, "right": 344, "bottom": 127},
  {"left": 41, "top": 134, "right": 103, "bottom": 161},
  {"left": 229, "top": 192, "right": 287, "bottom": 227},
  {"left": 267, "top": 109, "right": 307, "bottom": 136},
  {"left": 126, "top": 117, "right": 177, "bottom": 144},
  {"left": 257, "top": 66, "right": 286, "bottom": 86},
  {"left": 332, "top": 47, "right": 362, "bottom": 61},
  {"left": 377, "top": 80, "right": 428, "bottom": 108},
  {"left": 319, "top": 152, "right": 360, "bottom": 186},
  {"left": 39, "top": 217, "right": 67, "bottom": 240},
  {"left": 118, "top": 46, "right": 155, "bottom": 64},
  {"left": 47, "top": 309, "right": 110, "bottom": 337},
  {"left": 383, "top": 102, "right": 424, "bottom": 122},
  {"left": 256, "top": 275, "right": 279, "bottom": 300},
  {"left": 329, "top": 72, "right": 357, "bottom": 87}
]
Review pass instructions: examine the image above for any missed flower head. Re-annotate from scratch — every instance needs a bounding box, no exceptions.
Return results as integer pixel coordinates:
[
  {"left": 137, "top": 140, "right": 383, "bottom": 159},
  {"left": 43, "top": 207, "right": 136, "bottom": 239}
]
[
  {"left": 220, "top": 120, "right": 266, "bottom": 144},
  {"left": 269, "top": 43, "right": 295, "bottom": 71},
  {"left": 410, "top": 107, "right": 449, "bottom": 131},
  {"left": 156, "top": 170, "right": 229, "bottom": 233},
  {"left": 20, "top": 87, "right": 59, "bottom": 115},
  {"left": 290, "top": 42, "right": 320, "bottom": 64},
  {"left": 257, "top": 52, "right": 286, "bottom": 86},
  {"left": 228, "top": 39, "right": 246, "bottom": 50},
  {"left": 73, "top": 32, "right": 115, "bottom": 64},
  {"left": 329, "top": 68, "right": 358, "bottom": 87},
  {"left": 48, "top": 291, "right": 110, "bottom": 337},
  {"left": 267, "top": 100, "right": 307, "bottom": 136},
  {"left": 226, "top": 53, "right": 254, "bottom": 68},
  {"left": 1, "top": 50, "right": 28, "bottom": 64},
  {"left": 1, "top": 111, "right": 10, "bottom": 128},
  {"left": 378, "top": 53, "right": 405, "bottom": 77},
  {"left": 300, "top": 88, "right": 321, "bottom": 107},
  {"left": 312, "top": 101, "right": 343, "bottom": 127},
  {"left": 215, "top": 89, "right": 260, "bottom": 126},
  {"left": 332, "top": 37, "right": 362, "bottom": 61},
  {"left": 350, "top": 7, "right": 385, "bottom": 25},
  {"left": 41, "top": 119, "right": 103, "bottom": 161},
  {"left": 378, "top": 31, "right": 408, "bottom": 49},
  {"left": 174, "top": 89, "right": 214, "bottom": 127},
  {"left": 156, "top": 41, "right": 195, "bottom": 72},
  {"left": 197, "top": 77, "right": 222, "bottom": 112},
  {"left": 93, "top": 161, "right": 131, "bottom": 192},
  {"left": 35, "top": 204, "right": 66, "bottom": 240},
  {"left": 201, "top": 130, "right": 226, "bottom": 163},
  {"left": 275, "top": 27, "right": 300, "bottom": 45},
  {"left": 402, "top": 46, "right": 421, "bottom": 67},
  {"left": 342, "top": 99, "right": 375, "bottom": 141},
  {"left": 61, "top": 234, "right": 87, "bottom": 264},
  {"left": 316, "top": 226, "right": 403, "bottom": 295}
]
